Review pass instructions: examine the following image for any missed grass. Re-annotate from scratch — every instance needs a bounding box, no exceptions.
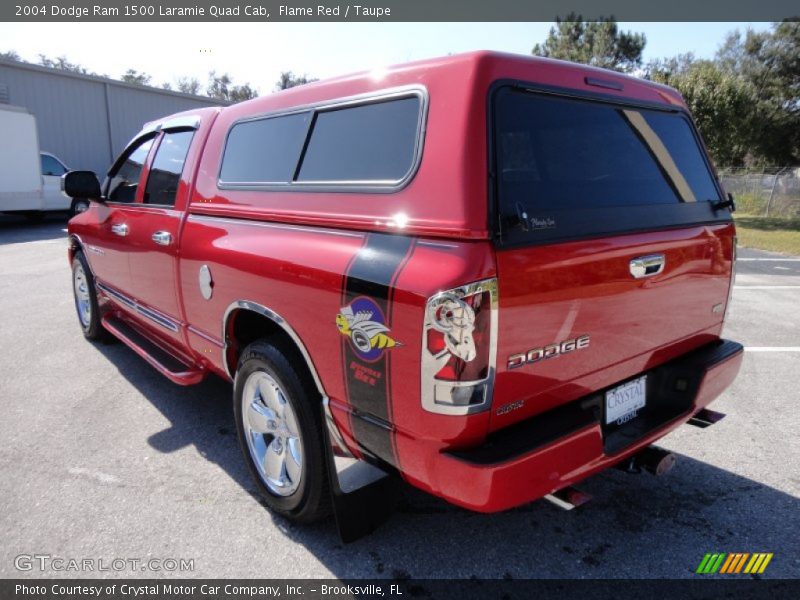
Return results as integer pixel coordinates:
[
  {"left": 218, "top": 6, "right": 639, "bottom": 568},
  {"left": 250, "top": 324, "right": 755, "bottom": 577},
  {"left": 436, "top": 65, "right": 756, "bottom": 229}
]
[{"left": 734, "top": 215, "right": 800, "bottom": 256}]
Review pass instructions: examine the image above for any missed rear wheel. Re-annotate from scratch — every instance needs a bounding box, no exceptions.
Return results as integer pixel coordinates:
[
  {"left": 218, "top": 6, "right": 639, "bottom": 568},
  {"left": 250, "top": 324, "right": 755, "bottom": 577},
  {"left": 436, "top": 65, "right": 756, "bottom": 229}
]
[
  {"left": 71, "top": 251, "right": 106, "bottom": 341},
  {"left": 234, "top": 340, "right": 330, "bottom": 523}
]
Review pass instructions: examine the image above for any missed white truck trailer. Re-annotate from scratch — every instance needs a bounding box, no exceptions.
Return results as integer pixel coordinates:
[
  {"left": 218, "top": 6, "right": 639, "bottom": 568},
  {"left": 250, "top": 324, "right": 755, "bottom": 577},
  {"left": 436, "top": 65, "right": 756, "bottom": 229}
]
[{"left": 0, "top": 104, "right": 82, "bottom": 218}]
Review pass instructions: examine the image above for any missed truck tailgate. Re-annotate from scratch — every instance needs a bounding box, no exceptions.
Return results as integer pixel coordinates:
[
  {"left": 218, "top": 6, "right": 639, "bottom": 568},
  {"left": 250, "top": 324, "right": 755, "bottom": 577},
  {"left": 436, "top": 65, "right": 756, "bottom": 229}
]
[
  {"left": 488, "top": 85, "right": 738, "bottom": 432},
  {"left": 491, "top": 223, "right": 734, "bottom": 431}
]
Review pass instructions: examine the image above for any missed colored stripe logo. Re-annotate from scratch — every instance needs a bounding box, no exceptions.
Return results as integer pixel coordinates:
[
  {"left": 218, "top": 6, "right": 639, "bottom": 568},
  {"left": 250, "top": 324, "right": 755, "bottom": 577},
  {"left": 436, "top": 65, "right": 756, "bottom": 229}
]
[
  {"left": 696, "top": 553, "right": 773, "bottom": 574},
  {"left": 340, "top": 233, "right": 415, "bottom": 467}
]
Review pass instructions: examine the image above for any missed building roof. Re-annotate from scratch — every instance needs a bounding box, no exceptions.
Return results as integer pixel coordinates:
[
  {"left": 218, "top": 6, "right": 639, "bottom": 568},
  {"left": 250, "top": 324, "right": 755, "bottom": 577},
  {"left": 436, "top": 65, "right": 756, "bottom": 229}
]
[{"left": 0, "top": 57, "right": 230, "bottom": 105}]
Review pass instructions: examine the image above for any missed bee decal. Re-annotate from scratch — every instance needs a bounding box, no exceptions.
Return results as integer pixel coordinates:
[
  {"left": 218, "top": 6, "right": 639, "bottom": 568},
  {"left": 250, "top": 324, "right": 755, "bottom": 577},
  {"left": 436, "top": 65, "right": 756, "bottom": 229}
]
[{"left": 336, "top": 297, "right": 401, "bottom": 361}]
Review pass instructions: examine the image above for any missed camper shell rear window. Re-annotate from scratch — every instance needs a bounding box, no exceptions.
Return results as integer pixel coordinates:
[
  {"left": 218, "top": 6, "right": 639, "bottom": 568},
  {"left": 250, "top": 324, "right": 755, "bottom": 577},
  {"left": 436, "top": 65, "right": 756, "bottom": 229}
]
[{"left": 492, "top": 85, "right": 728, "bottom": 247}]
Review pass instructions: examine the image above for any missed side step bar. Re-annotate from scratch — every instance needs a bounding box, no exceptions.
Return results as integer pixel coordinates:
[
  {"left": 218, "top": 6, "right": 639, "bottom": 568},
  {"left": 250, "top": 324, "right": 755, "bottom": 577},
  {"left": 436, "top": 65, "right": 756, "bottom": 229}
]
[{"left": 102, "top": 314, "right": 205, "bottom": 386}]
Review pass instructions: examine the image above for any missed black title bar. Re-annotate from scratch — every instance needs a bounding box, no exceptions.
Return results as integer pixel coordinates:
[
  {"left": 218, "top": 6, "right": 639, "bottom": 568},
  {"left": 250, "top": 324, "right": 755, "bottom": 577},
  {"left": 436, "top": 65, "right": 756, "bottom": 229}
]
[{"left": 3, "top": 0, "right": 799, "bottom": 22}]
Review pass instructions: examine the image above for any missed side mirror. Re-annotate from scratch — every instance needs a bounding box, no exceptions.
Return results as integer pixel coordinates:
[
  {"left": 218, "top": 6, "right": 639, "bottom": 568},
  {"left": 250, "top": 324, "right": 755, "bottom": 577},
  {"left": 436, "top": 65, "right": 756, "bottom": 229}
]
[{"left": 63, "top": 171, "right": 102, "bottom": 201}]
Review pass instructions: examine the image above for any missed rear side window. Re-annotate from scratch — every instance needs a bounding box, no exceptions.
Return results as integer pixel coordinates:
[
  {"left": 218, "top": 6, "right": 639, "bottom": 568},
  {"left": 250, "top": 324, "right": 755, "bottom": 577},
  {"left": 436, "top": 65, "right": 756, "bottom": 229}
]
[
  {"left": 297, "top": 97, "right": 420, "bottom": 183},
  {"left": 219, "top": 112, "right": 310, "bottom": 184},
  {"left": 144, "top": 130, "right": 195, "bottom": 206},
  {"left": 493, "top": 87, "right": 725, "bottom": 246},
  {"left": 218, "top": 93, "right": 423, "bottom": 189}
]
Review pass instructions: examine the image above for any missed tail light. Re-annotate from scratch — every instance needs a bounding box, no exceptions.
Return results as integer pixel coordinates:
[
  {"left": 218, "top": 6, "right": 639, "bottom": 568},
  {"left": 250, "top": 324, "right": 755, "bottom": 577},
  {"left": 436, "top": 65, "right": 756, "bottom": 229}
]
[{"left": 421, "top": 278, "right": 498, "bottom": 415}]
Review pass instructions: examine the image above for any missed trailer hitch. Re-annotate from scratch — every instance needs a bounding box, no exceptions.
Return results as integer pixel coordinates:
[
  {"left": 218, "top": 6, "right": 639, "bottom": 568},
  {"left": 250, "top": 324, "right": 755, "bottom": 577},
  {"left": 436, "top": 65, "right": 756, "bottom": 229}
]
[{"left": 616, "top": 445, "right": 677, "bottom": 476}]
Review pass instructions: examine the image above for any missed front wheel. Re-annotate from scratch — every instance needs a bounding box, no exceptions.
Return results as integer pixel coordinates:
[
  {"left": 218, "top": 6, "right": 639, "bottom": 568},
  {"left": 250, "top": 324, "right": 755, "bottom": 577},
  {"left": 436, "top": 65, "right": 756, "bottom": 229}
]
[
  {"left": 71, "top": 251, "right": 106, "bottom": 341},
  {"left": 234, "top": 340, "right": 330, "bottom": 523}
]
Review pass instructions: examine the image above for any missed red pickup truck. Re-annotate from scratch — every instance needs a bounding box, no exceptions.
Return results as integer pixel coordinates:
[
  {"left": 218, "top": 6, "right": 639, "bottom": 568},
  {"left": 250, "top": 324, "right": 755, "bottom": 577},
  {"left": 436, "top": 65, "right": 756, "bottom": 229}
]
[{"left": 66, "top": 51, "right": 743, "bottom": 539}]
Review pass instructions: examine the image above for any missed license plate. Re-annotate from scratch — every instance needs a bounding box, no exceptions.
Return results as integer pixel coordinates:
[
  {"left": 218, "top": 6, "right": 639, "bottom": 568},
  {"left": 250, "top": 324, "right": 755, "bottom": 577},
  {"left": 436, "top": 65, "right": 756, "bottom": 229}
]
[{"left": 605, "top": 375, "right": 647, "bottom": 425}]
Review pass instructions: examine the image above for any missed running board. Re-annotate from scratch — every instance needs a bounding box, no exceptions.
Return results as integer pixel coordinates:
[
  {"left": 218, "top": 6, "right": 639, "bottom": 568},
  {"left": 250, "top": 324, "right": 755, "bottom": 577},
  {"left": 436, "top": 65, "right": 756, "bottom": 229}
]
[
  {"left": 688, "top": 408, "right": 726, "bottom": 428},
  {"left": 101, "top": 315, "right": 205, "bottom": 386}
]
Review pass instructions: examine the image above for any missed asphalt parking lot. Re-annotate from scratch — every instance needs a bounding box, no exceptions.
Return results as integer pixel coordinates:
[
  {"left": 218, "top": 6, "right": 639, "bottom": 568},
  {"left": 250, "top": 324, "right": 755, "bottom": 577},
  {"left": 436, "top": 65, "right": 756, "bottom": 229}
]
[{"left": 0, "top": 215, "right": 798, "bottom": 580}]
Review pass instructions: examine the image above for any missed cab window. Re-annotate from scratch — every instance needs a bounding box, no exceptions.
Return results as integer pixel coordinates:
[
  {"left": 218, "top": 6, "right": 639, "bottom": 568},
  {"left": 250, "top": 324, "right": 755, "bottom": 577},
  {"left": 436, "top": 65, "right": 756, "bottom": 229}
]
[
  {"left": 106, "top": 136, "right": 155, "bottom": 203},
  {"left": 143, "top": 130, "right": 195, "bottom": 206}
]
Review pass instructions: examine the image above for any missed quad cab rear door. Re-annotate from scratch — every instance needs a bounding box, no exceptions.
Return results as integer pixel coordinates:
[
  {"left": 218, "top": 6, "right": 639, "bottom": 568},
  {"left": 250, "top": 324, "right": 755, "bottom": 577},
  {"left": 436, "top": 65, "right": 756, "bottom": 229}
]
[{"left": 490, "top": 85, "right": 735, "bottom": 432}]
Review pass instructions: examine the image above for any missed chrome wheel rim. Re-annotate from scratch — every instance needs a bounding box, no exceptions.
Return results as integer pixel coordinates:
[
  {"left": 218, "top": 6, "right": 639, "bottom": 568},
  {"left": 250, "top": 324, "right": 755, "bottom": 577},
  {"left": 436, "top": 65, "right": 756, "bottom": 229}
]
[
  {"left": 241, "top": 371, "right": 303, "bottom": 497},
  {"left": 73, "top": 264, "right": 91, "bottom": 327}
]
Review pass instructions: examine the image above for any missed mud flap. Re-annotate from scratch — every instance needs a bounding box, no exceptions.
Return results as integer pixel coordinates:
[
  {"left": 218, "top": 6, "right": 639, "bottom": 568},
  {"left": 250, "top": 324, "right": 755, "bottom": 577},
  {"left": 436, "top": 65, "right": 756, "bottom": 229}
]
[{"left": 323, "top": 399, "right": 399, "bottom": 543}]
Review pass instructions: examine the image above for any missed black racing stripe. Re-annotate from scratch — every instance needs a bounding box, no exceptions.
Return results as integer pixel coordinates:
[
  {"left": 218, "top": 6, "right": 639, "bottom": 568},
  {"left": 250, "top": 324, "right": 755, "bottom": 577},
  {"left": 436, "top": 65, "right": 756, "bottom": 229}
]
[{"left": 341, "top": 233, "right": 414, "bottom": 467}]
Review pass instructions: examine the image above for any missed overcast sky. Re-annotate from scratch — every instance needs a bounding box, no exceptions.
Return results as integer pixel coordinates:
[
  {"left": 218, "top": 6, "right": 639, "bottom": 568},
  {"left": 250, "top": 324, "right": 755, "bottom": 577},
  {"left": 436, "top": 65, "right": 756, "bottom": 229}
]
[{"left": 0, "top": 22, "right": 772, "bottom": 93}]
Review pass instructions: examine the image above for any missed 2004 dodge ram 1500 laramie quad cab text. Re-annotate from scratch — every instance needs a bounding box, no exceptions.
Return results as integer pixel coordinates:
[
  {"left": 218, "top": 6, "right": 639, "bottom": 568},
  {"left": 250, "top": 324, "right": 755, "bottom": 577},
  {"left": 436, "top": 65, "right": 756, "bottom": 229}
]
[{"left": 65, "top": 51, "right": 743, "bottom": 540}]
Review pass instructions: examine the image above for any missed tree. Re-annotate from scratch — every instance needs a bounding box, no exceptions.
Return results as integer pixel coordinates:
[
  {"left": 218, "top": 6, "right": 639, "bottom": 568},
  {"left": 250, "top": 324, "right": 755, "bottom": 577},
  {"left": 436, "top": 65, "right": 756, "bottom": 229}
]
[
  {"left": 645, "top": 52, "right": 697, "bottom": 79},
  {"left": 206, "top": 70, "right": 231, "bottom": 99},
  {"left": 649, "top": 58, "right": 757, "bottom": 166},
  {"left": 715, "top": 22, "right": 800, "bottom": 164},
  {"left": 532, "top": 14, "right": 646, "bottom": 73},
  {"left": 121, "top": 69, "right": 152, "bottom": 86},
  {"left": 38, "top": 54, "right": 89, "bottom": 74},
  {"left": 160, "top": 82, "right": 173, "bottom": 91},
  {"left": 275, "top": 71, "right": 318, "bottom": 91},
  {"left": 229, "top": 83, "right": 258, "bottom": 102},
  {"left": 1, "top": 50, "right": 21, "bottom": 61},
  {"left": 176, "top": 77, "right": 202, "bottom": 95},
  {"left": 207, "top": 71, "right": 258, "bottom": 102}
]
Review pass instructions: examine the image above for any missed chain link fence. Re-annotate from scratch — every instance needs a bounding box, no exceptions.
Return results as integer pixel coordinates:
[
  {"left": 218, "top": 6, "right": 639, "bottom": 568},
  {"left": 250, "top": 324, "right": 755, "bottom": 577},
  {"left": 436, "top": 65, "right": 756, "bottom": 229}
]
[{"left": 718, "top": 167, "right": 800, "bottom": 218}]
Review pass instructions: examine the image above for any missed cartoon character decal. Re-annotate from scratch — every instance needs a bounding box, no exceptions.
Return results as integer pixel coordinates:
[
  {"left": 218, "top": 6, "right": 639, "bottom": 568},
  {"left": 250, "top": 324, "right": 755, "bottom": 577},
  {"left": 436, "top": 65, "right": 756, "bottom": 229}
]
[{"left": 336, "top": 297, "right": 401, "bottom": 361}]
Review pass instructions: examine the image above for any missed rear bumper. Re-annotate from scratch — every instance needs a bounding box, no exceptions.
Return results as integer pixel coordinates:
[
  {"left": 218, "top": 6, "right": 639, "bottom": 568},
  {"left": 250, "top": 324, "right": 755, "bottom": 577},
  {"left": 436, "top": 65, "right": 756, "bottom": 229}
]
[{"left": 429, "top": 339, "right": 743, "bottom": 512}]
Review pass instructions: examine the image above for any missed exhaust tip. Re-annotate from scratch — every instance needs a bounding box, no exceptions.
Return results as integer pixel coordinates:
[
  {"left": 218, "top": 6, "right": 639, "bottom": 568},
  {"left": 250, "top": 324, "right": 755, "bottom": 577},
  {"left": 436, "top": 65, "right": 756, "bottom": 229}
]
[
  {"left": 688, "top": 408, "right": 726, "bottom": 428},
  {"left": 544, "top": 486, "right": 592, "bottom": 511}
]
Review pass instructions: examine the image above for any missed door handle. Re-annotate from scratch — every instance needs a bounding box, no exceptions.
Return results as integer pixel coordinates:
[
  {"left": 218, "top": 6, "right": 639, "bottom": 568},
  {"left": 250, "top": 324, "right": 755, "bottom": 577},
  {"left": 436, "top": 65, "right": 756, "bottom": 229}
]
[
  {"left": 151, "top": 231, "right": 173, "bottom": 246},
  {"left": 630, "top": 254, "right": 665, "bottom": 279},
  {"left": 111, "top": 223, "right": 129, "bottom": 237}
]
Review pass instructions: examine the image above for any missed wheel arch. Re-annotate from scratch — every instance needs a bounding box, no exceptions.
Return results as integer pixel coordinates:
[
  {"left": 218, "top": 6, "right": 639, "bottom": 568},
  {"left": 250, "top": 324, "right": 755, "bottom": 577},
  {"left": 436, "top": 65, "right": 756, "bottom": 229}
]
[
  {"left": 67, "top": 233, "right": 91, "bottom": 274},
  {"left": 222, "top": 300, "right": 327, "bottom": 399}
]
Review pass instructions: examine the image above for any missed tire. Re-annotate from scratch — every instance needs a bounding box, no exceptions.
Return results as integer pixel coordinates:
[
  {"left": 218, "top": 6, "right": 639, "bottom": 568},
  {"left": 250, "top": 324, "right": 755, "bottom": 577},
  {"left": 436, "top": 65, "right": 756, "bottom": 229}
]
[
  {"left": 234, "top": 339, "right": 331, "bottom": 523},
  {"left": 71, "top": 251, "right": 106, "bottom": 341},
  {"left": 69, "top": 198, "right": 90, "bottom": 218}
]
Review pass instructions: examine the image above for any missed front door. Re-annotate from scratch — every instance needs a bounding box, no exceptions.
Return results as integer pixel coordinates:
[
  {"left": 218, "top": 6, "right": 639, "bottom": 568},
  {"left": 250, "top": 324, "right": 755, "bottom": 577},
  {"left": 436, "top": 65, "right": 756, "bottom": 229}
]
[
  {"left": 83, "top": 135, "right": 156, "bottom": 297},
  {"left": 125, "top": 129, "right": 197, "bottom": 343}
]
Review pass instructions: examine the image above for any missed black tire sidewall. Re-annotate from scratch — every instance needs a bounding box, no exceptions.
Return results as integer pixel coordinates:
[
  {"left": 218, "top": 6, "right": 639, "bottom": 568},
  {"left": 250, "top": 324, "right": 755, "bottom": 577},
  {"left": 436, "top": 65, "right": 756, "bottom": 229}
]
[
  {"left": 71, "top": 251, "right": 103, "bottom": 340},
  {"left": 69, "top": 198, "right": 90, "bottom": 218},
  {"left": 233, "top": 341, "right": 328, "bottom": 521}
]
